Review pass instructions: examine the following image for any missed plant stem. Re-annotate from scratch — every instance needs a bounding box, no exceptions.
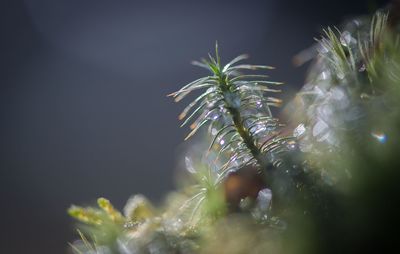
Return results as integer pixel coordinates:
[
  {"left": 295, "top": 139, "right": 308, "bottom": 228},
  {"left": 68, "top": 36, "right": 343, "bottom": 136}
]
[{"left": 219, "top": 76, "right": 271, "bottom": 185}]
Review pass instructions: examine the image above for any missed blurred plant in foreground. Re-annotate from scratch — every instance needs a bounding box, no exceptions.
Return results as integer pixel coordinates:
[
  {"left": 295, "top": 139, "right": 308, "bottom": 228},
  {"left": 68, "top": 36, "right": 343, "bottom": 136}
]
[{"left": 69, "top": 7, "right": 400, "bottom": 254}]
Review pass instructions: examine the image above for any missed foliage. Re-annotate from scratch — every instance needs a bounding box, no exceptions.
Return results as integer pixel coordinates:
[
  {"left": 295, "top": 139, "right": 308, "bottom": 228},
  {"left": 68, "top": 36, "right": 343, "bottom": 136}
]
[{"left": 68, "top": 8, "right": 400, "bottom": 254}]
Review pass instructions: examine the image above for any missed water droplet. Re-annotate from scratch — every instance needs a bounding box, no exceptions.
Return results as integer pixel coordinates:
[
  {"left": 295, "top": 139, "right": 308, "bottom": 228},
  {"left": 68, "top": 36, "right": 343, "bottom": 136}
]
[
  {"left": 118, "top": 238, "right": 139, "bottom": 254},
  {"left": 163, "top": 218, "right": 183, "bottom": 233},
  {"left": 353, "top": 19, "right": 361, "bottom": 27},
  {"left": 239, "top": 197, "right": 253, "bottom": 210},
  {"left": 207, "top": 109, "right": 221, "bottom": 120},
  {"left": 330, "top": 87, "right": 345, "bottom": 100},
  {"left": 123, "top": 220, "right": 138, "bottom": 229},
  {"left": 257, "top": 188, "right": 272, "bottom": 211},
  {"left": 371, "top": 132, "right": 387, "bottom": 143},
  {"left": 330, "top": 87, "right": 349, "bottom": 109},
  {"left": 320, "top": 105, "right": 334, "bottom": 118},
  {"left": 286, "top": 140, "right": 297, "bottom": 150},
  {"left": 252, "top": 124, "right": 267, "bottom": 135},
  {"left": 312, "top": 120, "right": 328, "bottom": 137},
  {"left": 340, "top": 31, "right": 356, "bottom": 47},
  {"left": 185, "top": 156, "right": 197, "bottom": 174},
  {"left": 320, "top": 71, "right": 330, "bottom": 80},
  {"left": 316, "top": 131, "right": 331, "bottom": 142},
  {"left": 360, "top": 93, "right": 370, "bottom": 99},
  {"left": 293, "top": 124, "right": 306, "bottom": 138},
  {"left": 337, "top": 71, "right": 345, "bottom": 80},
  {"left": 319, "top": 44, "right": 329, "bottom": 54}
]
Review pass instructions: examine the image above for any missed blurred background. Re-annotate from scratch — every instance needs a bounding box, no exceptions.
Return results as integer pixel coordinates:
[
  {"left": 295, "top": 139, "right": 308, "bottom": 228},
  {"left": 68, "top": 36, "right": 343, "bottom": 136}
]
[{"left": 0, "top": 0, "right": 388, "bottom": 253}]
